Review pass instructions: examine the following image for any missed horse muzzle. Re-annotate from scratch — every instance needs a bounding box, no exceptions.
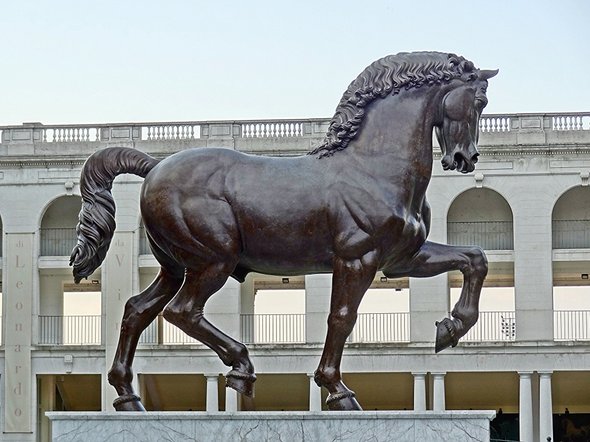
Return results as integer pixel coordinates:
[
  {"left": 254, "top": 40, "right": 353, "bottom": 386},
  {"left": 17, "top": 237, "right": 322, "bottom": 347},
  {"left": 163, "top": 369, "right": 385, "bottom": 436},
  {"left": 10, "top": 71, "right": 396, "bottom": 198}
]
[{"left": 441, "top": 146, "right": 479, "bottom": 174}]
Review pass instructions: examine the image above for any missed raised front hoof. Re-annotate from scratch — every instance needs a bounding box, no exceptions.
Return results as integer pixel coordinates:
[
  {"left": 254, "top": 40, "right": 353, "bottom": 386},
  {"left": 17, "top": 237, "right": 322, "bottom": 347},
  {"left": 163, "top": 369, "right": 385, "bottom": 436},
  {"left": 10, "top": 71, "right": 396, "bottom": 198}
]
[
  {"left": 226, "top": 369, "right": 256, "bottom": 398},
  {"left": 435, "top": 318, "right": 459, "bottom": 353},
  {"left": 326, "top": 391, "right": 362, "bottom": 411},
  {"left": 113, "top": 394, "right": 146, "bottom": 412}
]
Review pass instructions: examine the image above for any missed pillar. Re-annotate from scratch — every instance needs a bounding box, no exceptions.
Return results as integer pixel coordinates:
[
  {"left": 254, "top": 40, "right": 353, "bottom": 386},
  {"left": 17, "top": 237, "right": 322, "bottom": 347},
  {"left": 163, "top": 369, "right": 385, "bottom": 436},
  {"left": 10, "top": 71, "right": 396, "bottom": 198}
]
[
  {"left": 205, "top": 374, "right": 219, "bottom": 412},
  {"left": 4, "top": 232, "right": 35, "bottom": 433},
  {"left": 539, "top": 371, "right": 553, "bottom": 442},
  {"left": 204, "top": 278, "right": 241, "bottom": 342},
  {"left": 308, "top": 373, "right": 322, "bottom": 411},
  {"left": 512, "top": 201, "right": 554, "bottom": 341},
  {"left": 409, "top": 275, "right": 449, "bottom": 343},
  {"left": 38, "top": 375, "right": 56, "bottom": 442},
  {"left": 412, "top": 372, "right": 427, "bottom": 411},
  {"left": 432, "top": 372, "right": 446, "bottom": 411},
  {"left": 225, "top": 388, "right": 238, "bottom": 412},
  {"left": 304, "top": 274, "right": 332, "bottom": 343},
  {"left": 103, "top": 231, "right": 134, "bottom": 410},
  {"left": 519, "top": 371, "right": 534, "bottom": 442}
]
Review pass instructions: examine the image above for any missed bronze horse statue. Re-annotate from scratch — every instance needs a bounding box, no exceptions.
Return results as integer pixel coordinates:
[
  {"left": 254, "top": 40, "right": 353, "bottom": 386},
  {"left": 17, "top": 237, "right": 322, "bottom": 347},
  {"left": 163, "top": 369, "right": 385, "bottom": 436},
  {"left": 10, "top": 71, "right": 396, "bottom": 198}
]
[{"left": 70, "top": 51, "right": 497, "bottom": 411}]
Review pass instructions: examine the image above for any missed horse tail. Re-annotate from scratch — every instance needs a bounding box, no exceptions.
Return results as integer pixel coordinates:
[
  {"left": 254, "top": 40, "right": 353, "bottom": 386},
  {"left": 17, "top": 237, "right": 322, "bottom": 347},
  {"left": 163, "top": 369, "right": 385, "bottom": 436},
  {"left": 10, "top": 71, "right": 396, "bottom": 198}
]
[{"left": 70, "top": 147, "right": 160, "bottom": 283}]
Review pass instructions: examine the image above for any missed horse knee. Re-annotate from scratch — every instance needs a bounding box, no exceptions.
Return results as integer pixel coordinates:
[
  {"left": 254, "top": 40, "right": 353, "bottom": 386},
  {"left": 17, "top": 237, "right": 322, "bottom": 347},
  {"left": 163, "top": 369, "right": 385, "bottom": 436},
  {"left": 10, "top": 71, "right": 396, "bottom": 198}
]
[
  {"left": 463, "top": 247, "right": 488, "bottom": 277},
  {"left": 328, "top": 308, "right": 357, "bottom": 335}
]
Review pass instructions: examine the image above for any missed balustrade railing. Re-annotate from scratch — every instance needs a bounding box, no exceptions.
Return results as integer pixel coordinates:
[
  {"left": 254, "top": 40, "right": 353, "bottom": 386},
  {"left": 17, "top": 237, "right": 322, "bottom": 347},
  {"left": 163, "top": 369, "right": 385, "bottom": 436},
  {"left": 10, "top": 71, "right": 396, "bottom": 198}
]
[
  {"left": 348, "top": 312, "right": 410, "bottom": 343},
  {"left": 38, "top": 315, "right": 101, "bottom": 345},
  {"left": 552, "top": 220, "right": 590, "bottom": 249},
  {"left": 241, "top": 314, "right": 306, "bottom": 344},
  {"left": 44, "top": 126, "right": 101, "bottom": 142},
  {"left": 479, "top": 112, "right": 590, "bottom": 133},
  {"left": 40, "top": 227, "right": 77, "bottom": 256},
  {"left": 142, "top": 123, "right": 201, "bottom": 141},
  {"left": 2, "top": 113, "right": 587, "bottom": 146},
  {"left": 461, "top": 311, "right": 516, "bottom": 342},
  {"left": 480, "top": 115, "right": 511, "bottom": 132},
  {"left": 551, "top": 114, "right": 590, "bottom": 131},
  {"left": 241, "top": 121, "right": 305, "bottom": 138},
  {"left": 448, "top": 221, "right": 514, "bottom": 250},
  {"left": 554, "top": 310, "right": 590, "bottom": 341}
]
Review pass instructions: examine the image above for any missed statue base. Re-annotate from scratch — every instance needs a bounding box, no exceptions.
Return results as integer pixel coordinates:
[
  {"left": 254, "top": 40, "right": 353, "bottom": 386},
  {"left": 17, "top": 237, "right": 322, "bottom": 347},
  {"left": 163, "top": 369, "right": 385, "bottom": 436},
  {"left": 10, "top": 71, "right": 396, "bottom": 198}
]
[{"left": 47, "top": 410, "right": 495, "bottom": 442}]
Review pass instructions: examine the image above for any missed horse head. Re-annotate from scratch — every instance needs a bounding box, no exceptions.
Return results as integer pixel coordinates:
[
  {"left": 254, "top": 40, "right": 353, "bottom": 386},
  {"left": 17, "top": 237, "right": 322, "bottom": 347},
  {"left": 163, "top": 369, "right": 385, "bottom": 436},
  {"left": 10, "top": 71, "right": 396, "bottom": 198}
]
[{"left": 436, "top": 68, "right": 498, "bottom": 174}]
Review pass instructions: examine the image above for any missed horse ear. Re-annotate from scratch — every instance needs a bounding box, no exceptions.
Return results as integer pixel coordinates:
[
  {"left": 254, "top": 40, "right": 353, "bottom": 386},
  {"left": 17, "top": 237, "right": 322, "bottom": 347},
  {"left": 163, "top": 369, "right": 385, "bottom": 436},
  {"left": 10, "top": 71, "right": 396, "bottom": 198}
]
[{"left": 479, "top": 69, "right": 499, "bottom": 80}]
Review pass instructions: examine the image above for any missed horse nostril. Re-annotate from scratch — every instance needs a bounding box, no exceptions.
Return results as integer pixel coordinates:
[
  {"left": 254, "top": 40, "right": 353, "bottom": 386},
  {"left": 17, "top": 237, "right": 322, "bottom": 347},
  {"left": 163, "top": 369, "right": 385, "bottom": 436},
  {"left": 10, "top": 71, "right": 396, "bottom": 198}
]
[{"left": 472, "top": 153, "right": 479, "bottom": 164}]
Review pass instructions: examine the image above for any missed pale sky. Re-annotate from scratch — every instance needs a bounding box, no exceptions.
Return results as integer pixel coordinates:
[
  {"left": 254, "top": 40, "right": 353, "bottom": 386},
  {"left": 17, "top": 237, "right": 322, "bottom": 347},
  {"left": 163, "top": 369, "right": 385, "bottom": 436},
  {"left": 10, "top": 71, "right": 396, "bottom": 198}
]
[
  {"left": 1, "top": 0, "right": 589, "bottom": 126},
  {"left": 2, "top": 1, "right": 589, "bottom": 317}
]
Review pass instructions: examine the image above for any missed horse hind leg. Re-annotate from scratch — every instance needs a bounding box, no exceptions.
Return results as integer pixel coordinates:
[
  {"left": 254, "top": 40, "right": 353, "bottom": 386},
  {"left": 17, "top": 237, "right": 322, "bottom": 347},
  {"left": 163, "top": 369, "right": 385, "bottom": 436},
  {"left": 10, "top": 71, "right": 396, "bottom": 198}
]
[
  {"left": 108, "top": 267, "right": 184, "bottom": 411},
  {"left": 163, "top": 263, "right": 256, "bottom": 397}
]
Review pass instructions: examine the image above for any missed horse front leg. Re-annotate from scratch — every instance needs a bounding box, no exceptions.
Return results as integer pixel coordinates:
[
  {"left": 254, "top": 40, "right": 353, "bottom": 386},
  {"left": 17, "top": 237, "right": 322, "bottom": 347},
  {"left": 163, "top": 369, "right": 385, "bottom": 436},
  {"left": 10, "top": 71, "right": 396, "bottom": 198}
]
[
  {"left": 314, "top": 251, "right": 378, "bottom": 411},
  {"left": 384, "top": 241, "right": 488, "bottom": 353}
]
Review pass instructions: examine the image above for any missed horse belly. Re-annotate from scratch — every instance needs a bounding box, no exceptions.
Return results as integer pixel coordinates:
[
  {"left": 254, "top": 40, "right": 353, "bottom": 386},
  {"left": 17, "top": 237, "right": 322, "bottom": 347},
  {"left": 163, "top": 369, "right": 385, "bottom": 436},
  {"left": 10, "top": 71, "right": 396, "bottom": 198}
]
[{"left": 238, "top": 226, "right": 334, "bottom": 276}]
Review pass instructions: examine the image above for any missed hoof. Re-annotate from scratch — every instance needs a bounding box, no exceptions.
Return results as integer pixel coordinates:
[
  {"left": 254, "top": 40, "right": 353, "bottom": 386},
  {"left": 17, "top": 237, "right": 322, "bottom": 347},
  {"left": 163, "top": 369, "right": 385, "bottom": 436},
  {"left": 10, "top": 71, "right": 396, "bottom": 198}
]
[
  {"left": 113, "top": 394, "right": 146, "bottom": 412},
  {"left": 435, "top": 318, "right": 458, "bottom": 353},
  {"left": 326, "top": 390, "right": 362, "bottom": 411},
  {"left": 225, "top": 369, "right": 256, "bottom": 397}
]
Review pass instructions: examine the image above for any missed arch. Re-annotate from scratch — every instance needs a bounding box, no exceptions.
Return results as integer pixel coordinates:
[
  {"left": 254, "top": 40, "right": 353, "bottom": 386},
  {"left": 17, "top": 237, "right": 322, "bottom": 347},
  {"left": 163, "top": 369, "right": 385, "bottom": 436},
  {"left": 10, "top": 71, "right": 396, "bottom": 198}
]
[
  {"left": 39, "top": 195, "right": 82, "bottom": 256},
  {"left": 551, "top": 185, "right": 590, "bottom": 249},
  {"left": 447, "top": 187, "right": 514, "bottom": 250}
]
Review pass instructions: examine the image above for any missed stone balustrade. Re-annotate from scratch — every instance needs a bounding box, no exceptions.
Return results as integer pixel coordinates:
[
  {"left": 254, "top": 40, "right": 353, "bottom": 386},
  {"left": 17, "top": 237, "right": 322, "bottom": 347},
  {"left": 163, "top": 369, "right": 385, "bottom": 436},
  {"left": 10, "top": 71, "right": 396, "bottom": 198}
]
[{"left": 0, "top": 112, "right": 588, "bottom": 157}]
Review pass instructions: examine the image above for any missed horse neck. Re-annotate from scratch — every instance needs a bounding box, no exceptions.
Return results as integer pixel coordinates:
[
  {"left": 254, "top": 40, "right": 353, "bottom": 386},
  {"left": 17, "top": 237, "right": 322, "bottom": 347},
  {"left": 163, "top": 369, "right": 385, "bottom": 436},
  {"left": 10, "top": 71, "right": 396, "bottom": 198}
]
[{"left": 344, "top": 87, "right": 439, "bottom": 179}]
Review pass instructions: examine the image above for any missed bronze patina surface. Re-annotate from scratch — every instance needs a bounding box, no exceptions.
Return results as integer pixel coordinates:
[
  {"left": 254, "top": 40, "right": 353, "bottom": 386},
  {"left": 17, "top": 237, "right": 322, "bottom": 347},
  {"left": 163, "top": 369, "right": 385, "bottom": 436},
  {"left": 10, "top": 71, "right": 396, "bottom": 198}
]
[{"left": 70, "top": 51, "right": 497, "bottom": 411}]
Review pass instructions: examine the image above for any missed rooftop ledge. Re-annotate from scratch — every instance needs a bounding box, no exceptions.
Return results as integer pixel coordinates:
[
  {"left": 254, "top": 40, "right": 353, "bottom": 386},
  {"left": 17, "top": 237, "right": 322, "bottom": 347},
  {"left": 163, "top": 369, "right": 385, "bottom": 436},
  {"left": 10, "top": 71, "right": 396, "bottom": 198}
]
[{"left": 0, "top": 113, "right": 589, "bottom": 155}]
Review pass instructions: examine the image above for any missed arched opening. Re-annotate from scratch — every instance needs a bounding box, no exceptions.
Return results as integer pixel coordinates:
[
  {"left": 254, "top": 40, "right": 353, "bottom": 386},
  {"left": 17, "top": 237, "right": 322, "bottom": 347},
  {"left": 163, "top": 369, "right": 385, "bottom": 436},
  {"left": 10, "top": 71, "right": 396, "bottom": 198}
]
[
  {"left": 448, "top": 189, "right": 516, "bottom": 342},
  {"left": 552, "top": 186, "right": 590, "bottom": 341},
  {"left": 39, "top": 195, "right": 81, "bottom": 256},
  {"left": 552, "top": 186, "right": 590, "bottom": 249},
  {"left": 447, "top": 188, "right": 514, "bottom": 250},
  {"left": 38, "top": 195, "right": 101, "bottom": 345}
]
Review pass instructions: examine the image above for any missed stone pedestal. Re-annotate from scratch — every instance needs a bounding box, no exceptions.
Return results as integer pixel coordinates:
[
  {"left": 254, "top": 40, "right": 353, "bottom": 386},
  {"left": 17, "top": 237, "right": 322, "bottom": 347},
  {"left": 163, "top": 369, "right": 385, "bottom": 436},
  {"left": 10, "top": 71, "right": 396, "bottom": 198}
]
[{"left": 48, "top": 411, "right": 495, "bottom": 442}]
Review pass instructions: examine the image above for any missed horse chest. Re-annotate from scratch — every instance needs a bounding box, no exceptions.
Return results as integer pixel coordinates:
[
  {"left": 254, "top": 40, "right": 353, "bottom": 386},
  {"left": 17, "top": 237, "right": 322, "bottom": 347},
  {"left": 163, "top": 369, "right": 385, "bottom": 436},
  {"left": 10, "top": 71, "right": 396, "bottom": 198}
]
[{"left": 381, "top": 213, "right": 427, "bottom": 258}]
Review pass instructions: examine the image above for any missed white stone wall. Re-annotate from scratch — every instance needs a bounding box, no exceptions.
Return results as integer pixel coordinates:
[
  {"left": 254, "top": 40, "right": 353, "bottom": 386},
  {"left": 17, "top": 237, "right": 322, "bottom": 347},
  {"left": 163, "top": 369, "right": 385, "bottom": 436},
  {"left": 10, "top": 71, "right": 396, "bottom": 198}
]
[{"left": 0, "top": 114, "right": 589, "bottom": 441}]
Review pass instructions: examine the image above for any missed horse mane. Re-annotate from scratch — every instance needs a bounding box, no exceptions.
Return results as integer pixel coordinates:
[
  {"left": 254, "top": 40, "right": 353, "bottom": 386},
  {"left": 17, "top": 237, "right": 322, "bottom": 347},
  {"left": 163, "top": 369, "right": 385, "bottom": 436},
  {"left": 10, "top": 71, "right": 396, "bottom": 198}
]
[{"left": 308, "top": 51, "right": 478, "bottom": 158}]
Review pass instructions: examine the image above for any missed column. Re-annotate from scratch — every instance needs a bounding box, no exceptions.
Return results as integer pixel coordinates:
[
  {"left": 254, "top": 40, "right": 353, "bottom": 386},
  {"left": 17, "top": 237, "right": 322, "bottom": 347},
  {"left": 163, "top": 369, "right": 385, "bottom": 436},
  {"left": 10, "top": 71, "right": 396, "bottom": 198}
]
[
  {"left": 304, "top": 274, "right": 332, "bottom": 343},
  {"left": 409, "top": 275, "right": 449, "bottom": 343},
  {"left": 205, "top": 278, "right": 241, "bottom": 343},
  {"left": 519, "top": 372, "right": 534, "bottom": 442},
  {"left": 205, "top": 374, "right": 219, "bottom": 412},
  {"left": 412, "top": 372, "right": 427, "bottom": 411},
  {"left": 4, "top": 232, "right": 35, "bottom": 433},
  {"left": 103, "top": 231, "right": 135, "bottom": 410},
  {"left": 539, "top": 371, "right": 553, "bottom": 442},
  {"left": 38, "top": 375, "right": 56, "bottom": 442},
  {"left": 512, "top": 200, "right": 554, "bottom": 341},
  {"left": 308, "top": 373, "right": 322, "bottom": 411},
  {"left": 225, "top": 388, "right": 238, "bottom": 412},
  {"left": 432, "top": 372, "right": 446, "bottom": 411}
]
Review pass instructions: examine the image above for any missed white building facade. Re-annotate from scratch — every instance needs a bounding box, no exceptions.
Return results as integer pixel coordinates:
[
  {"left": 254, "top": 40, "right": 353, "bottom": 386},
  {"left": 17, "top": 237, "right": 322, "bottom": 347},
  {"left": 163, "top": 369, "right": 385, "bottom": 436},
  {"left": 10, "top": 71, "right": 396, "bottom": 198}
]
[{"left": 0, "top": 113, "right": 589, "bottom": 442}]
